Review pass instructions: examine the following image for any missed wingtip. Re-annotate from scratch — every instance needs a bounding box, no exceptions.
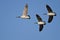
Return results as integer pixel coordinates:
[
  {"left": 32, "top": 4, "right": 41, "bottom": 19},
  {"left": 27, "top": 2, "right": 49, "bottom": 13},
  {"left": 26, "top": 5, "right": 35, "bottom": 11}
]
[
  {"left": 36, "top": 14, "right": 38, "bottom": 16},
  {"left": 46, "top": 4, "right": 49, "bottom": 8},
  {"left": 36, "top": 14, "right": 39, "bottom": 18},
  {"left": 25, "top": 3, "right": 28, "bottom": 8},
  {"left": 48, "top": 20, "right": 51, "bottom": 23},
  {"left": 39, "top": 29, "right": 42, "bottom": 32},
  {"left": 48, "top": 21, "right": 52, "bottom": 23}
]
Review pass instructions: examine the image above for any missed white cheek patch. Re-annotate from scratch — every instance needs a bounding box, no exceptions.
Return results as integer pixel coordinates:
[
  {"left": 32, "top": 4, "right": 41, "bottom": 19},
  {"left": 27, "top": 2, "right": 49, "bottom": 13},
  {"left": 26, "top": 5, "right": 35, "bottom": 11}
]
[
  {"left": 48, "top": 13, "right": 55, "bottom": 16},
  {"left": 38, "top": 22, "right": 44, "bottom": 24}
]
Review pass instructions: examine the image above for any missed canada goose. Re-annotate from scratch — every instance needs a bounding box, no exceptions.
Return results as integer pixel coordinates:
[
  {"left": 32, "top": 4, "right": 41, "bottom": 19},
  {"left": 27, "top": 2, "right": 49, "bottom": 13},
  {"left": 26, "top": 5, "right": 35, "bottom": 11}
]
[
  {"left": 46, "top": 5, "right": 56, "bottom": 23},
  {"left": 35, "top": 14, "right": 46, "bottom": 31},
  {"left": 16, "top": 4, "right": 30, "bottom": 19}
]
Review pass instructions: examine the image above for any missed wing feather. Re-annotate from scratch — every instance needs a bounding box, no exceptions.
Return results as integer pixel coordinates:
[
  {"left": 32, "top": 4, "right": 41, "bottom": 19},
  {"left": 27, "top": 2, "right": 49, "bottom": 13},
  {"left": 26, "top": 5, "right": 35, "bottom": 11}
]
[
  {"left": 46, "top": 5, "right": 53, "bottom": 13},
  {"left": 39, "top": 25, "right": 43, "bottom": 31},
  {"left": 22, "top": 4, "right": 28, "bottom": 16},
  {"left": 48, "top": 16, "right": 53, "bottom": 23},
  {"left": 36, "top": 14, "right": 42, "bottom": 22}
]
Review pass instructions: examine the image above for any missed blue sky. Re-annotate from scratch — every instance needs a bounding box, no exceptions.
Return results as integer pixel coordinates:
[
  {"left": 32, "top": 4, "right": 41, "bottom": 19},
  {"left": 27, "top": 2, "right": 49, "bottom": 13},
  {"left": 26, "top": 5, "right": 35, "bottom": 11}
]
[{"left": 0, "top": 0, "right": 60, "bottom": 40}]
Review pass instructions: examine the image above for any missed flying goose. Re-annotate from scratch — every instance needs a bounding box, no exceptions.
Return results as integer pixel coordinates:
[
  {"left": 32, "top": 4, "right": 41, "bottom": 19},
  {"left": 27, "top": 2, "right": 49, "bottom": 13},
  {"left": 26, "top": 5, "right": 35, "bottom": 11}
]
[
  {"left": 16, "top": 4, "right": 30, "bottom": 19},
  {"left": 46, "top": 5, "right": 56, "bottom": 23},
  {"left": 35, "top": 14, "right": 46, "bottom": 31}
]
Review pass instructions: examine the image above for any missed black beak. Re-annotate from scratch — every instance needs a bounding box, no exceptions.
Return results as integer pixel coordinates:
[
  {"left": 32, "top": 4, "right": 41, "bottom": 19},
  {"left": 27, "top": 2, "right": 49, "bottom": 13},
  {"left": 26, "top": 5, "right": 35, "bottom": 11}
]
[
  {"left": 16, "top": 16, "right": 20, "bottom": 18},
  {"left": 44, "top": 13, "right": 47, "bottom": 15}
]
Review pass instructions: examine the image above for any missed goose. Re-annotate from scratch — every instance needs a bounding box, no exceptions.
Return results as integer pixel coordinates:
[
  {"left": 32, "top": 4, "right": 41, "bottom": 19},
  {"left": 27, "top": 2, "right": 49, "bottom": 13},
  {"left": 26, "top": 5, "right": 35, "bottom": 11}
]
[
  {"left": 16, "top": 4, "right": 30, "bottom": 19},
  {"left": 35, "top": 14, "right": 46, "bottom": 31},
  {"left": 46, "top": 5, "right": 56, "bottom": 23}
]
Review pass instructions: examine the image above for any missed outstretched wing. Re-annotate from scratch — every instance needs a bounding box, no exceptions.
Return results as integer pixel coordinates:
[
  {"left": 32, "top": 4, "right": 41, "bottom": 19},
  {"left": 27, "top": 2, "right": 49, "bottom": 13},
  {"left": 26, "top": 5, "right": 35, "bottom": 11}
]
[
  {"left": 46, "top": 5, "right": 53, "bottom": 13},
  {"left": 22, "top": 4, "right": 28, "bottom": 16},
  {"left": 36, "top": 14, "right": 42, "bottom": 22},
  {"left": 39, "top": 25, "right": 43, "bottom": 31},
  {"left": 48, "top": 16, "right": 53, "bottom": 23}
]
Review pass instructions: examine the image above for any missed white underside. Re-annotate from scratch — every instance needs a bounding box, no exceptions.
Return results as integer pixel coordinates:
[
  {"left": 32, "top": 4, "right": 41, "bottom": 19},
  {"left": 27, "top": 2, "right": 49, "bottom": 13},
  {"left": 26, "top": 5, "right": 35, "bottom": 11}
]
[
  {"left": 38, "top": 22, "right": 45, "bottom": 25},
  {"left": 21, "top": 15, "right": 29, "bottom": 18},
  {"left": 48, "top": 13, "right": 55, "bottom": 16}
]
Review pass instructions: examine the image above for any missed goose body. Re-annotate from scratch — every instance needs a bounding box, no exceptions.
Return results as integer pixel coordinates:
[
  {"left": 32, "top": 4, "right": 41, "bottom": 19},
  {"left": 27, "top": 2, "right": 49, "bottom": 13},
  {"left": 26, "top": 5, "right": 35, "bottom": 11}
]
[
  {"left": 16, "top": 4, "right": 30, "bottom": 19},
  {"left": 36, "top": 14, "right": 46, "bottom": 31},
  {"left": 46, "top": 5, "right": 56, "bottom": 23}
]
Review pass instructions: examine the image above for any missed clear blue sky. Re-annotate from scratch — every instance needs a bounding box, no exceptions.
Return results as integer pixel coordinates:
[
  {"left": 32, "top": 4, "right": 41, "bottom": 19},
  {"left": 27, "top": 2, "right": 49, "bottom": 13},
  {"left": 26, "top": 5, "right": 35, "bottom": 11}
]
[{"left": 0, "top": 0, "right": 60, "bottom": 40}]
